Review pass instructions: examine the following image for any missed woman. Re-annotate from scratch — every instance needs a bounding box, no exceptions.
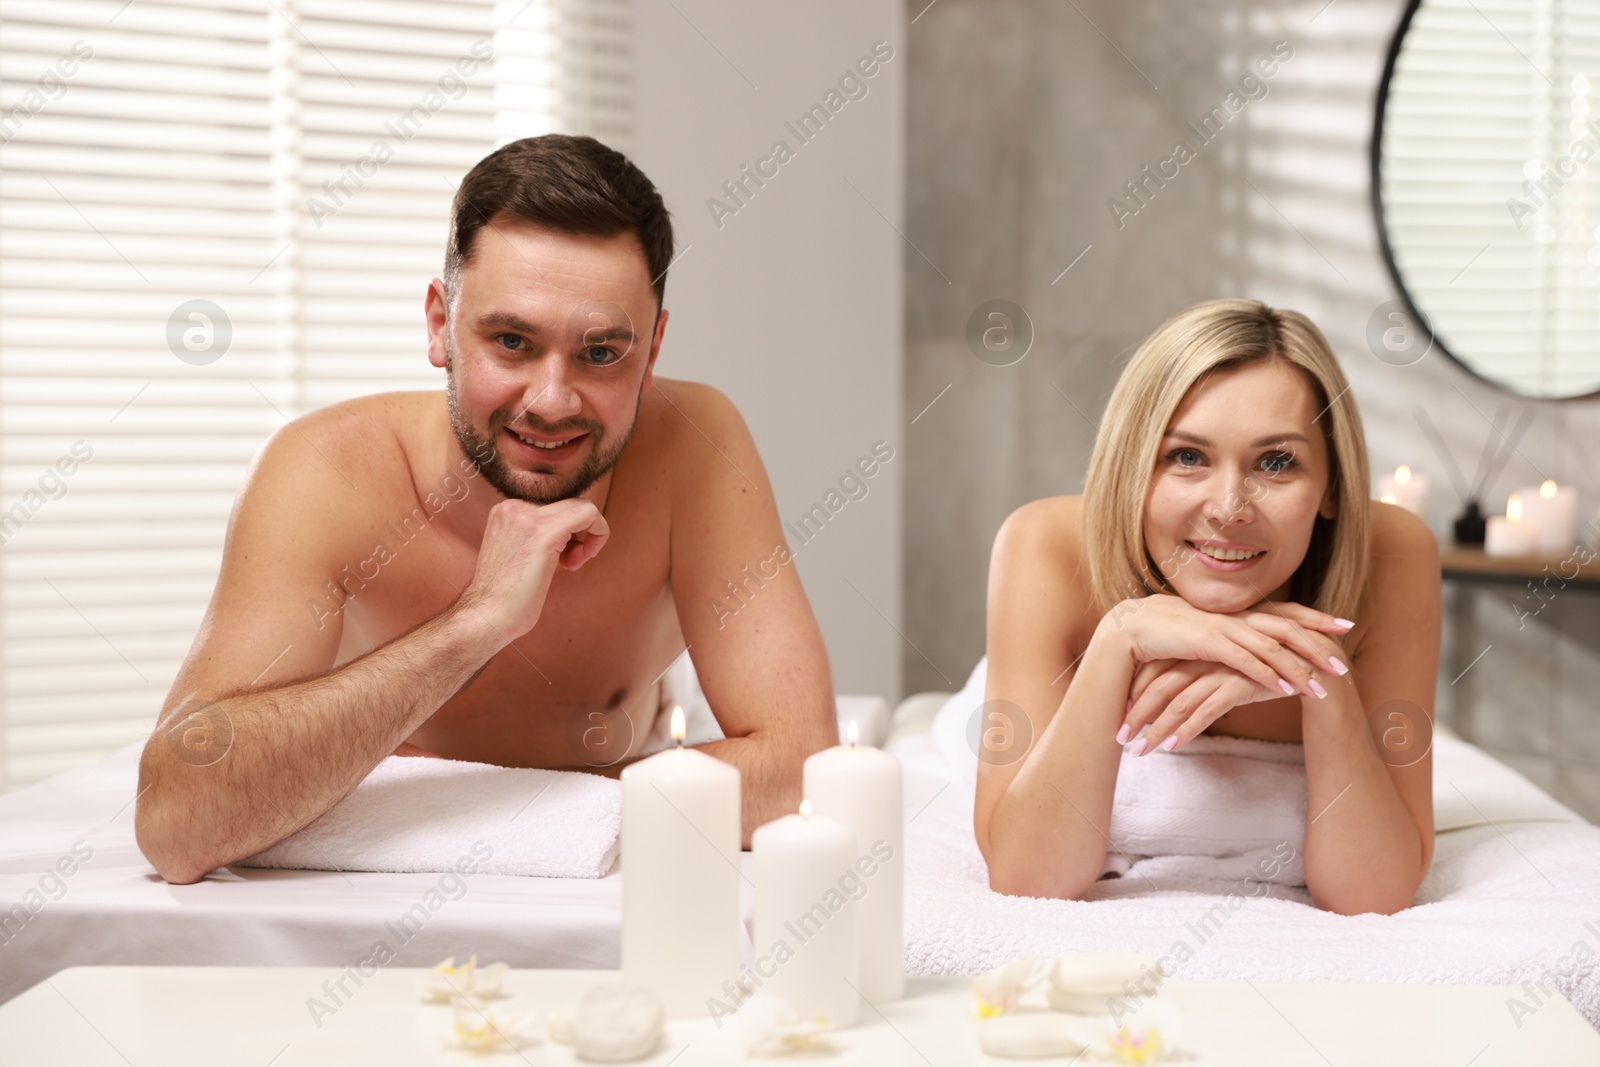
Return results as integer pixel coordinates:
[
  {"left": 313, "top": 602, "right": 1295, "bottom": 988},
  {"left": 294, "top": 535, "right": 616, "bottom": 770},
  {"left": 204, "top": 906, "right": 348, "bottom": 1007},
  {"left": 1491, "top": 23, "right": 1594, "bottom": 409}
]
[{"left": 977, "top": 298, "right": 1440, "bottom": 915}]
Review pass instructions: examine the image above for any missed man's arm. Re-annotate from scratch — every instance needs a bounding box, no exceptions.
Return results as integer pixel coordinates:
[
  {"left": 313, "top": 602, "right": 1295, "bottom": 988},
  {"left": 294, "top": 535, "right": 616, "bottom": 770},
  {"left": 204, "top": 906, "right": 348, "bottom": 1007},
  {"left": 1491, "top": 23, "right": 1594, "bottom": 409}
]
[
  {"left": 663, "top": 382, "right": 839, "bottom": 847},
  {"left": 136, "top": 407, "right": 608, "bottom": 883}
]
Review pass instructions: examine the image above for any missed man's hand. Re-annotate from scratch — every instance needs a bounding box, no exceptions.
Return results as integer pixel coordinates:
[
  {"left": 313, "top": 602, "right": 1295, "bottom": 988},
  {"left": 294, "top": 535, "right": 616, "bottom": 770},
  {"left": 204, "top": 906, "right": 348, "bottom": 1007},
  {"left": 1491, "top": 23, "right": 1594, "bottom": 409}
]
[{"left": 459, "top": 498, "right": 609, "bottom": 640}]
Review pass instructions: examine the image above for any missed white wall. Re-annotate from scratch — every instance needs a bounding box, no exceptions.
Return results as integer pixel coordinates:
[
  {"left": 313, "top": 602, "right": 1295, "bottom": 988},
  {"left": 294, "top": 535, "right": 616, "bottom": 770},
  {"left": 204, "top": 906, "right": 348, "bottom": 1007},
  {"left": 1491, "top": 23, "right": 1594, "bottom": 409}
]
[{"left": 630, "top": 1, "right": 906, "bottom": 701}]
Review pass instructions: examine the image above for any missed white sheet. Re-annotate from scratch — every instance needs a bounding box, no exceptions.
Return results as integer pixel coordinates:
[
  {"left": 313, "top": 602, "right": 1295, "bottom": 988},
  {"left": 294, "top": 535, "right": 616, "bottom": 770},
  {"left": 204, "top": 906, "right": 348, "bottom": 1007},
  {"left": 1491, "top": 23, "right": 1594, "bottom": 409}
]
[
  {"left": 0, "top": 741, "right": 753, "bottom": 1006},
  {"left": 0, "top": 683, "right": 887, "bottom": 1007},
  {"left": 893, "top": 684, "right": 1600, "bottom": 1031}
]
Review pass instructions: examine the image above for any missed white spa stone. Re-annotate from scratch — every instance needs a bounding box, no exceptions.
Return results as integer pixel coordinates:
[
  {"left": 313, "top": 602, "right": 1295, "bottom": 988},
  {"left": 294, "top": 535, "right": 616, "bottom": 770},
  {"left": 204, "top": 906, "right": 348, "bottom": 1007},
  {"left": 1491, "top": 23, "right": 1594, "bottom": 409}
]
[
  {"left": 1045, "top": 950, "right": 1162, "bottom": 1014},
  {"left": 975, "top": 1009, "right": 1099, "bottom": 1058},
  {"left": 566, "top": 981, "right": 665, "bottom": 1062}
]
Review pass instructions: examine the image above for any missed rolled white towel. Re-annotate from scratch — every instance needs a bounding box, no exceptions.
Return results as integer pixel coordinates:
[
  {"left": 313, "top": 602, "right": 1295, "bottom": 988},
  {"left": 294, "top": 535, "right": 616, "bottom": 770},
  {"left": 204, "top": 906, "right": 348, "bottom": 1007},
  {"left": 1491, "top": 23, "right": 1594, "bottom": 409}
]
[
  {"left": 239, "top": 754, "right": 622, "bottom": 879},
  {"left": 933, "top": 656, "right": 1307, "bottom": 887}
]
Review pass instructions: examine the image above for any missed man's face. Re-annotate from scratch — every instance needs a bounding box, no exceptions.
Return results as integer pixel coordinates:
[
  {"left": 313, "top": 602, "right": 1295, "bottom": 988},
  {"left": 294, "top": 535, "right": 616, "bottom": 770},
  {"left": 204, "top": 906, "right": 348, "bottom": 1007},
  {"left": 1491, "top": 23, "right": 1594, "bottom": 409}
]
[
  {"left": 428, "top": 215, "right": 665, "bottom": 505},
  {"left": 1142, "top": 360, "right": 1336, "bottom": 613}
]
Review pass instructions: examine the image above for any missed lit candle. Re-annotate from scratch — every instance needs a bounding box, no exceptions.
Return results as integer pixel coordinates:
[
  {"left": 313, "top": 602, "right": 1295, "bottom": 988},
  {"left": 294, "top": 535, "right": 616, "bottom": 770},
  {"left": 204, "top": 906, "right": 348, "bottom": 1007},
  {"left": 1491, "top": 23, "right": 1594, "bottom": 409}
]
[
  {"left": 1485, "top": 493, "right": 1540, "bottom": 557},
  {"left": 621, "top": 706, "right": 742, "bottom": 1017},
  {"left": 1515, "top": 480, "right": 1578, "bottom": 555},
  {"left": 802, "top": 720, "right": 904, "bottom": 1004},
  {"left": 751, "top": 800, "right": 860, "bottom": 1028},
  {"left": 1376, "top": 465, "right": 1429, "bottom": 518}
]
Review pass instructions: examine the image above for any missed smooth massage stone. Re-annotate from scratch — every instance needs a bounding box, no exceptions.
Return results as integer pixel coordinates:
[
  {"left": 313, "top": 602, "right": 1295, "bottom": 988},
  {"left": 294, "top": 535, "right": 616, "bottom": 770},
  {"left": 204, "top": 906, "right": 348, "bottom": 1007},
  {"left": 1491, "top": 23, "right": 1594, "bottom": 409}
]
[
  {"left": 1048, "top": 951, "right": 1163, "bottom": 1012},
  {"left": 975, "top": 1010, "right": 1098, "bottom": 1058},
  {"left": 568, "top": 981, "right": 665, "bottom": 1062}
]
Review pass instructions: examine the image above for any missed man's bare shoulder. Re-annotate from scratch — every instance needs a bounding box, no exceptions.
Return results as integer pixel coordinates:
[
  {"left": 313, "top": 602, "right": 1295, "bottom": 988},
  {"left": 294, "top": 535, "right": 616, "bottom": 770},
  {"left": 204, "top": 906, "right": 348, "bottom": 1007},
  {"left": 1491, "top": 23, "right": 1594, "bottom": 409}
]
[
  {"left": 634, "top": 377, "right": 755, "bottom": 478},
  {"left": 249, "top": 391, "right": 437, "bottom": 511}
]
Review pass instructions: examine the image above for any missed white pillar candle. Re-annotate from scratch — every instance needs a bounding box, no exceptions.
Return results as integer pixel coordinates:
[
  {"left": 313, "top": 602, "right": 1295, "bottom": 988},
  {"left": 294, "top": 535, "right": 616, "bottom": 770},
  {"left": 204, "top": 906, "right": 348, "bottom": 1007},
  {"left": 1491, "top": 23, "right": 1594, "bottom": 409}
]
[
  {"left": 1515, "top": 481, "right": 1578, "bottom": 555},
  {"left": 1376, "top": 465, "right": 1429, "bottom": 518},
  {"left": 621, "top": 706, "right": 742, "bottom": 1017},
  {"left": 751, "top": 801, "right": 860, "bottom": 1029},
  {"left": 802, "top": 721, "right": 904, "bottom": 1004},
  {"left": 1485, "top": 494, "right": 1540, "bottom": 557}
]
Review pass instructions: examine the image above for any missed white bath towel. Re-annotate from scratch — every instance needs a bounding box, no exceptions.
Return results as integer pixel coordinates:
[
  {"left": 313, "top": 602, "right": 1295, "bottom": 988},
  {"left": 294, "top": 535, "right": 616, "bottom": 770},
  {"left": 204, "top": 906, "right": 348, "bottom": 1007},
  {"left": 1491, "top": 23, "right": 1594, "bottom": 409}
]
[
  {"left": 239, "top": 650, "right": 729, "bottom": 879},
  {"left": 238, "top": 755, "right": 623, "bottom": 878},
  {"left": 933, "top": 656, "right": 1309, "bottom": 887}
]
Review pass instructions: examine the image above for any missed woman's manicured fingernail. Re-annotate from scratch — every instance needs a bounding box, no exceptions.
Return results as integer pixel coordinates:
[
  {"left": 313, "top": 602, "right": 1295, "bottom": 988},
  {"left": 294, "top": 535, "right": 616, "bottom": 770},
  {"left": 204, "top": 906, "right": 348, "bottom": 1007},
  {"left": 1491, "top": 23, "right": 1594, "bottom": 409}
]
[
  {"left": 1161, "top": 735, "right": 1178, "bottom": 751},
  {"left": 1116, "top": 723, "right": 1131, "bottom": 745},
  {"left": 1329, "top": 656, "right": 1348, "bottom": 675},
  {"left": 1310, "top": 679, "right": 1328, "bottom": 699},
  {"left": 1334, "top": 618, "right": 1355, "bottom": 630},
  {"left": 1128, "top": 737, "right": 1147, "bottom": 756},
  {"left": 1277, "top": 678, "right": 1295, "bottom": 696}
]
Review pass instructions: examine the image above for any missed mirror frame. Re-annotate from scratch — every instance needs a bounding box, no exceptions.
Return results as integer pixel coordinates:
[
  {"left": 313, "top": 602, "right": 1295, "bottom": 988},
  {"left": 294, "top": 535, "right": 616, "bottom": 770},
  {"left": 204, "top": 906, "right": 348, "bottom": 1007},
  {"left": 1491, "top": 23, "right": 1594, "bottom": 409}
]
[{"left": 1370, "top": 0, "right": 1600, "bottom": 401}]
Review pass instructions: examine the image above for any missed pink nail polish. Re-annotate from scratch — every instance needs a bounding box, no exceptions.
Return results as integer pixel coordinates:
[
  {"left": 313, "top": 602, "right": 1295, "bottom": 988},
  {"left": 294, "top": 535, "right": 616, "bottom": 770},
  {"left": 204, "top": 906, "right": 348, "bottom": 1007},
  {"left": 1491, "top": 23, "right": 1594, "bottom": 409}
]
[
  {"left": 1277, "top": 678, "right": 1295, "bottom": 696},
  {"left": 1310, "top": 679, "right": 1328, "bottom": 699},
  {"left": 1161, "top": 735, "right": 1178, "bottom": 751},
  {"left": 1116, "top": 723, "right": 1131, "bottom": 745},
  {"left": 1334, "top": 618, "right": 1355, "bottom": 630},
  {"left": 1329, "top": 656, "right": 1348, "bottom": 676},
  {"left": 1128, "top": 737, "right": 1147, "bottom": 757}
]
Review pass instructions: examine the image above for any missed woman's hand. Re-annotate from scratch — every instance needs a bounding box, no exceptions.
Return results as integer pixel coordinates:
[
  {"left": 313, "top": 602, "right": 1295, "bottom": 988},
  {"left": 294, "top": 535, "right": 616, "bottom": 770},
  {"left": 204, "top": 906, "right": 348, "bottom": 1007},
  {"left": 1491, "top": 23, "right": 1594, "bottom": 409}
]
[
  {"left": 1120, "top": 659, "right": 1282, "bottom": 751},
  {"left": 1103, "top": 593, "right": 1351, "bottom": 699},
  {"left": 1111, "top": 597, "right": 1354, "bottom": 753}
]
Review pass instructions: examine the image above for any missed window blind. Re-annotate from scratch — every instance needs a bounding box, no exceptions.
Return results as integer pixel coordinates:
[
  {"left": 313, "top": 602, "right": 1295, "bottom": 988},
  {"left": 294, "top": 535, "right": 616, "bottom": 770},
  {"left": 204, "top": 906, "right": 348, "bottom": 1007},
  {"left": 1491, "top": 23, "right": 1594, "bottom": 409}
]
[
  {"left": 0, "top": 0, "right": 632, "bottom": 790},
  {"left": 1379, "top": 0, "right": 1600, "bottom": 396}
]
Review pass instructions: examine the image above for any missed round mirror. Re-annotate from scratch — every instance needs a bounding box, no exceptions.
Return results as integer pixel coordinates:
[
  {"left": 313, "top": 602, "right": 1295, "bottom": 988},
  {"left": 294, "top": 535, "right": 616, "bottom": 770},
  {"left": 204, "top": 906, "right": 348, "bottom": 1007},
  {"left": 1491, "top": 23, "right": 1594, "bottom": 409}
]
[{"left": 1374, "top": 0, "right": 1600, "bottom": 399}]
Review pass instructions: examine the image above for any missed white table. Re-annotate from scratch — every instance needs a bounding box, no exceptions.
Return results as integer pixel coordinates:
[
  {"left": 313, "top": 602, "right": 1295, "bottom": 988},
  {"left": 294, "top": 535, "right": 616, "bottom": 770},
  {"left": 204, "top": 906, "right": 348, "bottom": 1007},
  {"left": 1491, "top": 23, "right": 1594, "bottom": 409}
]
[{"left": 1, "top": 965, "right": 1595, "bottom": 1065}]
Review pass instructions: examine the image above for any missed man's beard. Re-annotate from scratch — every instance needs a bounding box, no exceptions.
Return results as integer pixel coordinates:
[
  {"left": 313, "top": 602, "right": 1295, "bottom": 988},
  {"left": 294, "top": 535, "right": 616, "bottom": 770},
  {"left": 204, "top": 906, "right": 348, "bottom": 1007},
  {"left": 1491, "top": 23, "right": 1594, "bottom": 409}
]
[{"left": 445, "top": 348, "right": 638, "bottom": 505}]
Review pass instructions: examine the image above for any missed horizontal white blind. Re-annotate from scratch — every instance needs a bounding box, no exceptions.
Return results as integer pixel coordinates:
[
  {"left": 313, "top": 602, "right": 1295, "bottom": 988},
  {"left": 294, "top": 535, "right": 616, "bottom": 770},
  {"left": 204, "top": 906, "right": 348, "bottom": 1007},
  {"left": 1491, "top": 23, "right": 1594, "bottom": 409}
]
[
  {"left": 1380, "top": 0, "right": 1600, "bottom": 396},
  {"left": 0, "top": 0, "right": 631, "bottom": 789}
]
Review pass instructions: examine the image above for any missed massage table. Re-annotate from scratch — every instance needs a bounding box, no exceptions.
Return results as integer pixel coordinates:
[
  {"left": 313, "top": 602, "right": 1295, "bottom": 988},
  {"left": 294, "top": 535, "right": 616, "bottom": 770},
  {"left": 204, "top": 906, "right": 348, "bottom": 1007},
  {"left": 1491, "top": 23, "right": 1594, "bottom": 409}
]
[{"left": 4, "top": 687, "right": 1598, "bottom": 1037}]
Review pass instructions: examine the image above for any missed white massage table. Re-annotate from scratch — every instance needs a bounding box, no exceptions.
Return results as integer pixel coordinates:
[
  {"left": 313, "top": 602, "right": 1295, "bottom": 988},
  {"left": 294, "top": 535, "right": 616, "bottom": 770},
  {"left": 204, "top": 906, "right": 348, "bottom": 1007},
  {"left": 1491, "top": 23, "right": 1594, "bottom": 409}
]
[
  {"left": 0, "top": 697, "right": 888, "bottom": 1006},
  {"left": 889, "top": 689, "right": 1600, "bottom": 1033},
  {"left": 5, "top": 689, "right": 1599, "bottom": 1036}
]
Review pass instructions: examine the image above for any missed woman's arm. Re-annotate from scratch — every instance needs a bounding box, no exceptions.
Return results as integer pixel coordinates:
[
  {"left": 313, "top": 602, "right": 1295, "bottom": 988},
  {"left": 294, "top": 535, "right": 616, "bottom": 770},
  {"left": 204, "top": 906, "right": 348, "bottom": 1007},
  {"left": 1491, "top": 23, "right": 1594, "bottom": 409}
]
[
  {"left": 976, "top": 499, "right": 1132, "bottom": 899},
  {"left": 1300, "top": 504, "right": 1440, "bottom": 915}
]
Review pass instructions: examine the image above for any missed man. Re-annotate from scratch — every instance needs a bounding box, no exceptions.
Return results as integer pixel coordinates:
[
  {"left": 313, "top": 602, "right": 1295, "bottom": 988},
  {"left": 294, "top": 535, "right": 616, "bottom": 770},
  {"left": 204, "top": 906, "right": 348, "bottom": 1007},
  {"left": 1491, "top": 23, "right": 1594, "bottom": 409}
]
[{"left": 135, "top": 135, "right": 838, "bottom": 884}]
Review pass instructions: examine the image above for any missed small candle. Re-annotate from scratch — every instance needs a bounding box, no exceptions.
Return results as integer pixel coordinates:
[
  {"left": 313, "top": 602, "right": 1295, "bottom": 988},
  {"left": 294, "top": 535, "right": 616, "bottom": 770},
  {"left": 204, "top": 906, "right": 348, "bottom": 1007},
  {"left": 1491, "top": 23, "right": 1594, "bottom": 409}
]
[
  {"left": 621, "top": 706, "right": 742, "bottom": 1017},
  {"left": 1376, "top": 465, "right": 1429, "bottom": 518},
  {"left": 802, "top": 721, "right": 904, "bottom": 1004},
  {"left": 1515, "top": 480, "right": 1578, "bottom": 555},
  {"left": 751, "top": 800, "right": 860, "bottom": 1028},
  {"left": 1485, "top": 493, "right": 1540, "bottom": 557}
]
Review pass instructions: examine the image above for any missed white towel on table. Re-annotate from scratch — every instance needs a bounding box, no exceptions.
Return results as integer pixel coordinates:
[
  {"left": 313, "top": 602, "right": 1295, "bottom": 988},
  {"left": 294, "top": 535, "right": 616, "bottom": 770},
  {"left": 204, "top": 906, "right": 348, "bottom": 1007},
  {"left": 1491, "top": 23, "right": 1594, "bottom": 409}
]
[
  {"left": 239, "top": 650, "right": 726, "bottom": 879},
  {"left": 933, "top": 656, "right": 1308, "bottom": 887},
  {"left": 238, "top": 755, "right": 622, "bottom": 878}
]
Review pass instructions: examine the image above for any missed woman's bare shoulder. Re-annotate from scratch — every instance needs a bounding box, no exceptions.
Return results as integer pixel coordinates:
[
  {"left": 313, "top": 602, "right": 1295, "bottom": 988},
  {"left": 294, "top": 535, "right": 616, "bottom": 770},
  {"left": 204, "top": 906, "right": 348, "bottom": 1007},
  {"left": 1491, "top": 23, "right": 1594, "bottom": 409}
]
[
  {"left": 994, "top": 494, "right": 1085, "bottom": 562},
  {"left": 990, "top": 494, "right": 1096, "bottom": 628},
  {"left": 1349, "top": 500, "right": 1440, "bottom": 653}
]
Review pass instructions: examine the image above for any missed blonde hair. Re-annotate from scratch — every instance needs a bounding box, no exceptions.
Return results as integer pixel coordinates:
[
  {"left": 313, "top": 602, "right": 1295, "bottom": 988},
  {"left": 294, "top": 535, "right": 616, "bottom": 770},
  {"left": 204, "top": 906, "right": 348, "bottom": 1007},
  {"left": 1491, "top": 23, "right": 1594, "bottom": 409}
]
[{"left": 1082, "top": 298, "right": 1371, "bottom": 622}]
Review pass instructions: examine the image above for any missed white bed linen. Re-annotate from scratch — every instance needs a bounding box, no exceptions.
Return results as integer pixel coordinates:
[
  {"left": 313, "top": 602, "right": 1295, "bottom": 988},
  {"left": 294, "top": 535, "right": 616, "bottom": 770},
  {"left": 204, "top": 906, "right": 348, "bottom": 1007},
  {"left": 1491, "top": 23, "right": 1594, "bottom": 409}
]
[
  {"left": 0, "top": 741, "right": 758, "bottom": 1006},
  {"left": 891, "top": 689, "right": 1600, "bottom": 1031}
]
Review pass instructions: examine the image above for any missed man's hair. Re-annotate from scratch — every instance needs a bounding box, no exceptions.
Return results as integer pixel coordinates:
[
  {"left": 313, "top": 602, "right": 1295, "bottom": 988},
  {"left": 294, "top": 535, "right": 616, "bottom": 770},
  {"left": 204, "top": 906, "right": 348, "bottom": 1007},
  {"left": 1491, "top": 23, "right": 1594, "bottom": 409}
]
[{"left": 443, "top": 134, "right": 674, "bottom": 309}]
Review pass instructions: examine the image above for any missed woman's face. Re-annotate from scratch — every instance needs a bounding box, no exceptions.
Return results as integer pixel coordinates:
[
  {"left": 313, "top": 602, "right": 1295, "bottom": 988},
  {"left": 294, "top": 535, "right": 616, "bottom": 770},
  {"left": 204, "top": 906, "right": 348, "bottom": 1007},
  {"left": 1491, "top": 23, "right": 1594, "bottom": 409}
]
[{"left": 1143, "top": 360, "right": 1336, "bottom": 614}]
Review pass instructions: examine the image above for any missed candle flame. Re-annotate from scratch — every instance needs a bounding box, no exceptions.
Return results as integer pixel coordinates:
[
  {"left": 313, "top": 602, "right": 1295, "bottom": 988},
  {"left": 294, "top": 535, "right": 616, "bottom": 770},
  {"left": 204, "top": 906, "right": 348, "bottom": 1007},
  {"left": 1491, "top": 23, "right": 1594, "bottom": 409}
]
[
  {"left": 670, "top": 705, "right": 685, "bottom": 746},
  {"left": 847, "top": 720, "right": 859, "bottom": 746},
  {"left": 1395, "top": 464, "right": 1412, "bottom": 485},
  {"left": 1541, "top": 479, "right": 1558, "bottom": 499},
  {"left": 799, "top": 799, "right": 812, "bottom": 818},
  {"left": 1508, "top": 494, "right": 1524, "bottom": 523},
  {"left": 1380, "top": 492, "right": 1397, "bottom": 505}
]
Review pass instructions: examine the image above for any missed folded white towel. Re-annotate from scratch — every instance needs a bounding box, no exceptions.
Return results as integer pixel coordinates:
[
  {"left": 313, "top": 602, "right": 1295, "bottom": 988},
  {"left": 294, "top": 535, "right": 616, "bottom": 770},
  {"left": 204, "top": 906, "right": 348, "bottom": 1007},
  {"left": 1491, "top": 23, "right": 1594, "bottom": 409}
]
[
  {"left": 238, "top": 755, "right": 622, "bottom": 879},
  {"left": 239, "top": 651, "right": 730, "bottom": 879},
  {"left": 933, "top": 656, "right": 1308, "bottom": 887}
]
